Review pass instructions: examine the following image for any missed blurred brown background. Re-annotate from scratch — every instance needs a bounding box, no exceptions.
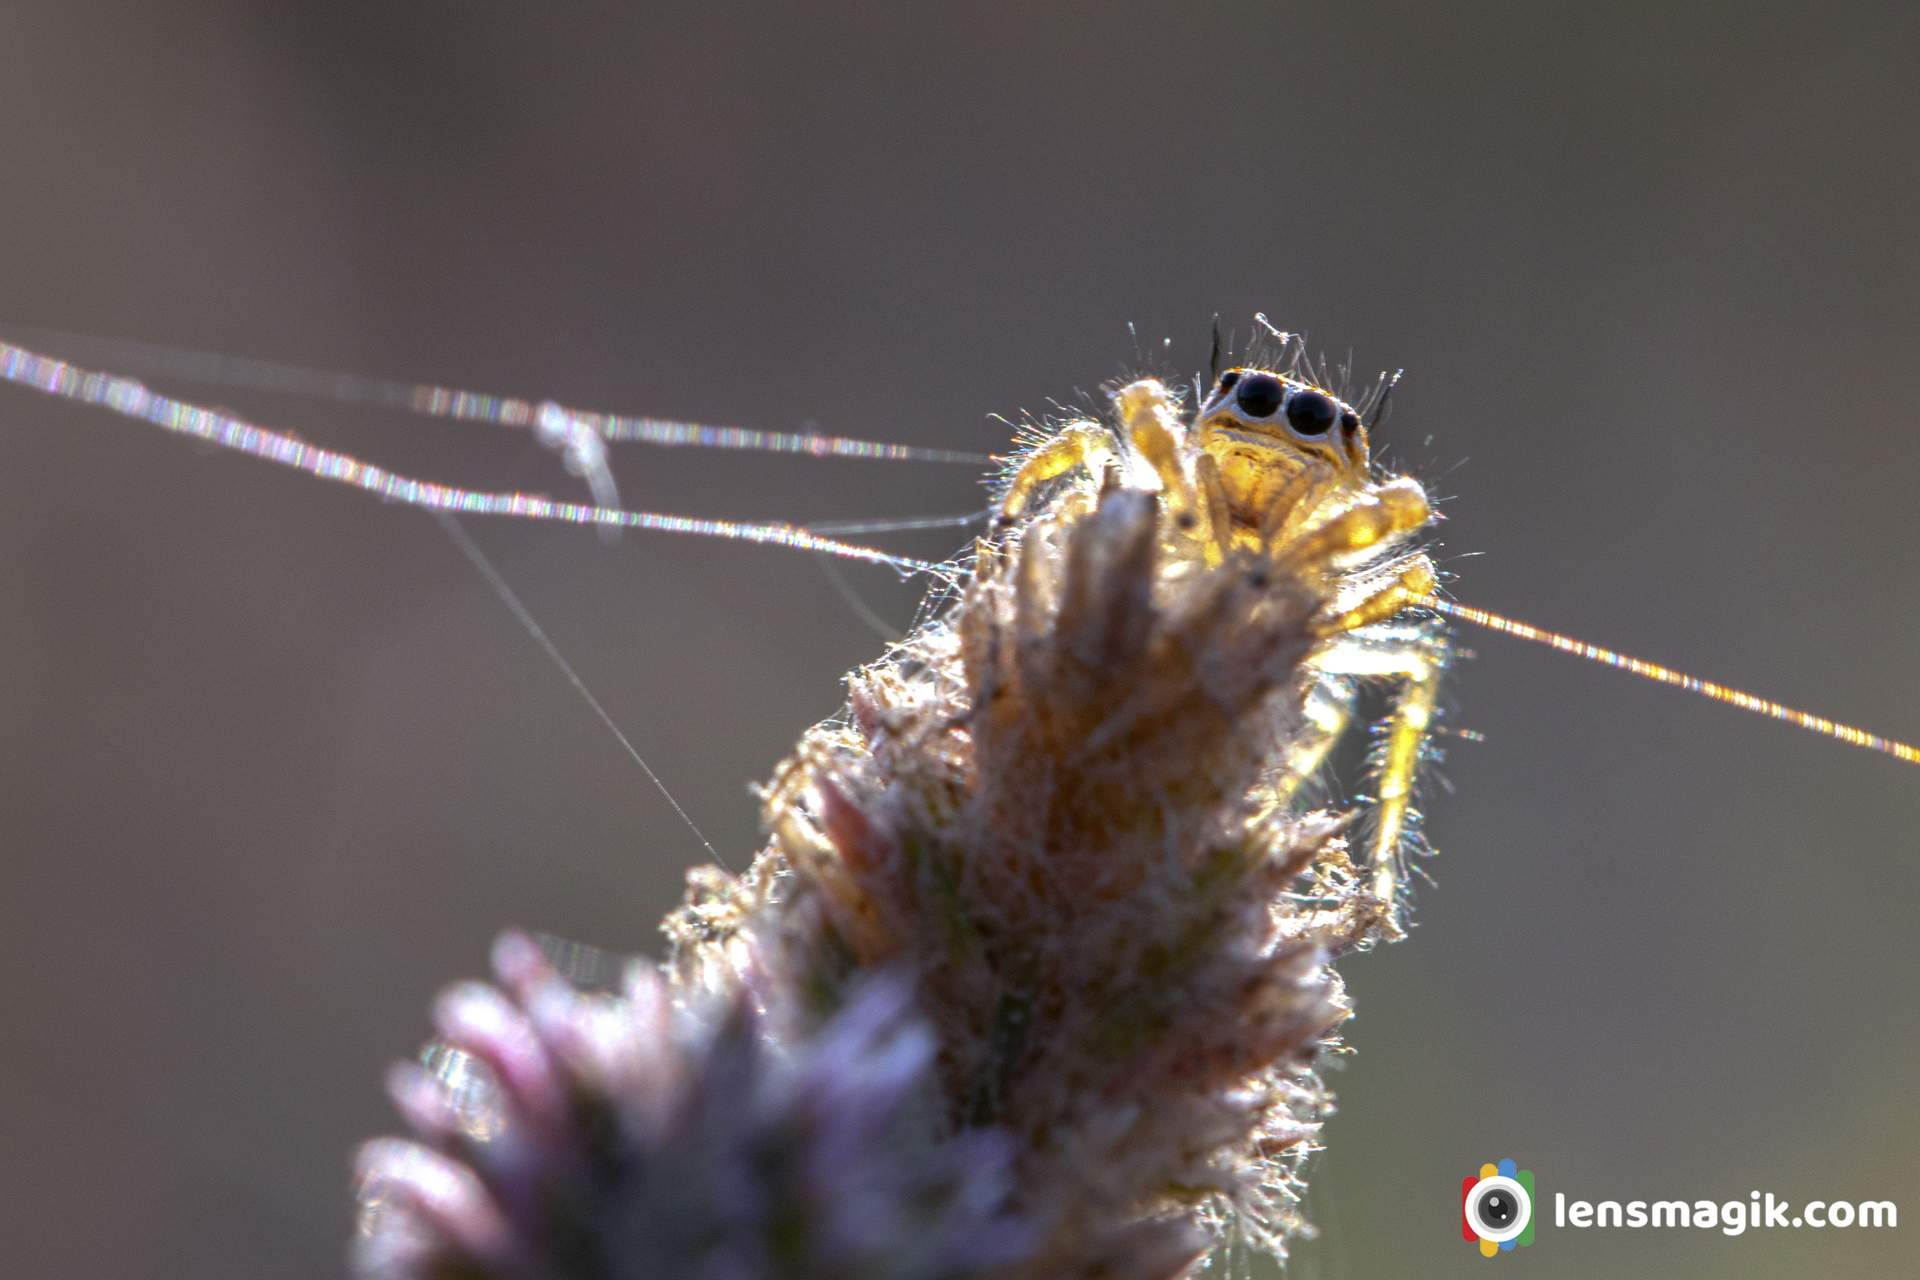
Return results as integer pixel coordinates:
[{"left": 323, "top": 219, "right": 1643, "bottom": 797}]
[{"left": 2, "top": 3, "right": 1917, "bottom": 1277}]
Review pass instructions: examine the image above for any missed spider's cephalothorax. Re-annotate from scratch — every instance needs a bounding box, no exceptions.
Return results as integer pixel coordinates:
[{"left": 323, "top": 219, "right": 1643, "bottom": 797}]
[
  {"left": 1193, "top": 367, "right": 1371, "bottom": 524},
  {"left": 996, "top": 366, "right": 1446, "bottom": 928}
]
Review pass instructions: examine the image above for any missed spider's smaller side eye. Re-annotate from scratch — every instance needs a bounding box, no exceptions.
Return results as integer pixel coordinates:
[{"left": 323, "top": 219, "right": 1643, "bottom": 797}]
[
  {"left": 1217, "top": 370, "right": 1241, "bottom": 392},
  {"left": 1340, "top": 408, "right": 1361, "bottom": 435},
  {"left": 1286, "top": 388, "right": 1338, "bottom": 438},
  {"left": 1234, "top": 372, "right": 1285, "bottom": 419}
]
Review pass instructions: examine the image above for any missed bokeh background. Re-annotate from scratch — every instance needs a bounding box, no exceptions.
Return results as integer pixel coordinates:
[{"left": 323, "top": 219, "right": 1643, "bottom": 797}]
[{"left": 3, "top": 3, "right": 1917, "bottom": 1276}]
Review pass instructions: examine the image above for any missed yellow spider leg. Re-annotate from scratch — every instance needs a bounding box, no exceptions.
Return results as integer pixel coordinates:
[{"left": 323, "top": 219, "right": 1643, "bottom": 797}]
[
  {"left": 1305, "top": 622, "right": 1447, "bottom": 929},
  {"left": 1260, "top": 672, "right": 1355, "bottom": 813},
  {"left": 1282, "top": 476, "right": 1431, "bottom": 567},
  {"left": 1302, "top": 520, "right": 1444, "bottom": 931},
  {"left": 1261, "top": 566, "right": 1437, "bottom": 810},
  {"left": 1315, "top": 556, "right": 1438, "bottom": 637},
  {"left": 1111, "top": 380, "right": 1193, "bottom": 523},
  {"left": 1365, "top": 633, "right": 1446, "bottom": 915},
  {"left": 997, "top": 420, "right": 1116, "bottom": 524},
  {"left": 1191, "top": 453, "right": 1234, "bottom": 565}
]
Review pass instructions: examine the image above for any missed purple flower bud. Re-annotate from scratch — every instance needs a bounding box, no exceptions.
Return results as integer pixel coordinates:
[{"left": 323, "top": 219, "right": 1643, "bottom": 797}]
[{"left": 356, "top": 936, "right": 1032, "bottom": 1280}]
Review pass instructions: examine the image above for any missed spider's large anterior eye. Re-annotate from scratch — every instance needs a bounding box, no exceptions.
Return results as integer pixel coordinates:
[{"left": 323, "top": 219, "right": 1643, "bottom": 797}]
[
  {"left": 1286, "top": 389, "right": 1338, "bottom": 437},
  {"left": 1234, "top": 372, "right": 1285, "bottom": 419}
]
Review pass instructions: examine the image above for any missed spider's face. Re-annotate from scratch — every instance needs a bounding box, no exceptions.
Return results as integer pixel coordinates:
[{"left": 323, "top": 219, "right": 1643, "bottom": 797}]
[{"left": 1193, "top": 368, "right": 1369, "bottom": 525}]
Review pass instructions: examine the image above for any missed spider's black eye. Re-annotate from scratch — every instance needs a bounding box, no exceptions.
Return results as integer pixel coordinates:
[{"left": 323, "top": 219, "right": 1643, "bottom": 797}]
[
  {"left": 1234, "top": 372, "right": 1285, "bottom": 418},
  {"left": 1286, "top": 389, "right": 1338, "bottom": 437},
  {"left": 1340, "top": 408, "right": 1360, "bottom": 434},
  {"left": 1217, "top": 370, "right": 1240, "bottom": 392}
]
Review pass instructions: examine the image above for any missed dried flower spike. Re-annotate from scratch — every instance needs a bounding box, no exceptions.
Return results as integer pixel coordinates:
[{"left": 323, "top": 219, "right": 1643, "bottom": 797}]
[
  {"left": 670, "top": 349, "right": 1443, "bottom": 1271},
  {"left": 363, "top": 333, "right": 1446, "bottom": 1277}
]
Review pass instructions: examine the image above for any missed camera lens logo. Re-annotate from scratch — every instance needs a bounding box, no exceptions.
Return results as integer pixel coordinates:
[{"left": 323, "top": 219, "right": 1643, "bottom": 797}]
[{"left": 1462, "top": 1159, "right": 1535, "bottom": 1256}]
